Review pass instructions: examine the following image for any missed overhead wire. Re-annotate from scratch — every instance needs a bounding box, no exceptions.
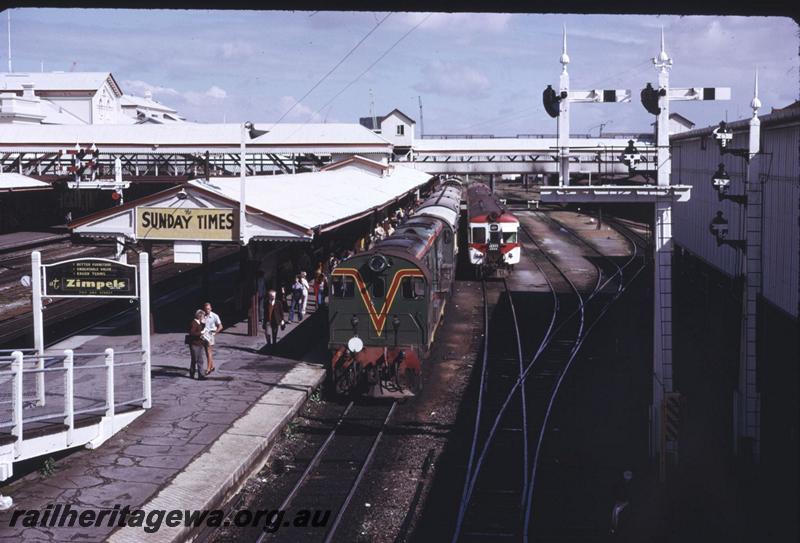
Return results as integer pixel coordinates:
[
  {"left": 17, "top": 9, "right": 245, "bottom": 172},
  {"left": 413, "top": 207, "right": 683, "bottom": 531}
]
[
  {"left": 266, "top": 12, "right": 392, "bottom": 131},
  {"left": 311, "top": 13, "right": 433, "bottom": 120}
]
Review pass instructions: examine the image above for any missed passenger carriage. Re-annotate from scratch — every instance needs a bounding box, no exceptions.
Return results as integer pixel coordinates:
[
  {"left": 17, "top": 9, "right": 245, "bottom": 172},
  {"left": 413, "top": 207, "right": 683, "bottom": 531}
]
[{"left": 466, "top": 182, "right": 520, "bottom": 278}]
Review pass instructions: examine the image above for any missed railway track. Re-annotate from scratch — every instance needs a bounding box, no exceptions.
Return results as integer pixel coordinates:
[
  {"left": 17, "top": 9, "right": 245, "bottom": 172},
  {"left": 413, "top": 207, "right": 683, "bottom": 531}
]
[
  {"left": 452, "top": 210, "right": 647, "bottom": 542},
  {"left": 453, "top": 278, "right": 533, "bottom": 539},
  {"left": 521, "top": 211, "right": 645, "bottom": 541},
  {"left": 249, "top": 400, "right": 396, "bottom": 543}
]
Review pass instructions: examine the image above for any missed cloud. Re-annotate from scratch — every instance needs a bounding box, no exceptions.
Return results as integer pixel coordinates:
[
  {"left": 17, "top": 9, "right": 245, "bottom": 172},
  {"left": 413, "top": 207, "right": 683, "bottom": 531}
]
[
  {"left": 220, "top": 40, "right": 256, "bottom": 59},
  {"left": 183, "top": 86, "right": 229, "bottom": 106},
  {"left": 121, "top": 79, "right": 180, "bottom": 97},
  {"left": 395, "top": 12, "right": 512, "bottom": 34},
  {"left": 122, "top": 79, "right": 227, "bottom": 107},
  {"left": 414, "top": 61, "right": 491, "bottom": 98},
  {"left": 205, "top": 86, "right": 227, "bottom": 99}
]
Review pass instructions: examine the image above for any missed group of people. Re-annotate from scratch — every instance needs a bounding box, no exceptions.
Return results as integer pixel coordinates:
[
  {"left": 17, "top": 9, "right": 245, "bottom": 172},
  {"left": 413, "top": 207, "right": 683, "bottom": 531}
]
[
  {"left": 261, "top": 269, "right": 330, "bottom": 346},
  {"left": 186, "top": 302, "right": 223, "bottom": 380},
  {"left": 363, "top": 204, "right": 415, "bottom": 251}
]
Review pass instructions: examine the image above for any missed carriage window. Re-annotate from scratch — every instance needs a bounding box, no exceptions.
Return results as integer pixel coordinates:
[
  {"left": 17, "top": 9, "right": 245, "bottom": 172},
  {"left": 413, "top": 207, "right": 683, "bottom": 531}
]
[
  {"left": 332, "top": 276, "right": 355, "bottom": 298},
  {"left": 489, "top": 231, "right": 501, "bottom": 243},
  {"left": 402, "top": 277, "right": 426, "bottom": 299},
  {"left": 502, "top": 231, "right": 518, "bottom": 243},
  {"left": 472, "top": 227, "right": 486, "bottom": 243},
  {"left": 372, "top": 277, "right": 385, "bottom": 298}
]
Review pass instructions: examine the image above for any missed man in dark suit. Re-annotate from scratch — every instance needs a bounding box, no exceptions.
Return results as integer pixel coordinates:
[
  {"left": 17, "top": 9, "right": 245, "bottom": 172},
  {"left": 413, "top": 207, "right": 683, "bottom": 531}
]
[{"left": 263, "top": 289, "right": 285, "bottom": 345}]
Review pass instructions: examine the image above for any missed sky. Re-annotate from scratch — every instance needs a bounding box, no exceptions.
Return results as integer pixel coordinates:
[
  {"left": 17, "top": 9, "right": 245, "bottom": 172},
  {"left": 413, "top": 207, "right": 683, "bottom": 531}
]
[{"left": 4, "top": 10, "right": 799, "bottom": 135}]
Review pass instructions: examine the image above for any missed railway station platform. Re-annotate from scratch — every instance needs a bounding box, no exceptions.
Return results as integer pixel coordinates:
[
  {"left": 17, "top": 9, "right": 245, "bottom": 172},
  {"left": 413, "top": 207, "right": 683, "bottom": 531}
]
[
  {"left": 0, "top": 231, "right": 69, "bottom": 253},
  {"left": 0, "top": 309, "right": 326, "bottom": 542}
]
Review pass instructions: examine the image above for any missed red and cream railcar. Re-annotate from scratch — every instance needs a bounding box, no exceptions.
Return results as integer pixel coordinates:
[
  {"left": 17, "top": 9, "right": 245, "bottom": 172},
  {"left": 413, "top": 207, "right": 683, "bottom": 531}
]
[{"left": 466, "top": 182, "right": 520, "bottom": 278}]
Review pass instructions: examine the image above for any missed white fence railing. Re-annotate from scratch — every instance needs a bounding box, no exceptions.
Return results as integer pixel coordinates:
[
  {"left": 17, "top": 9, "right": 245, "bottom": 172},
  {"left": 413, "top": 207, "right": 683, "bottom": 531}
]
[{"left": 0, "top": 348, "right": 151, "bottom": 456}]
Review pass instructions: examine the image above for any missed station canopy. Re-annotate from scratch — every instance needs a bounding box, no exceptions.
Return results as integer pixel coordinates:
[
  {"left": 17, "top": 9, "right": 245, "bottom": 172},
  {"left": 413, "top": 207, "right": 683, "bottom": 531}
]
[
  {"left": 0, "top": 122, "right": 393, "bottom": 155},
  {"left": 70, "top": 158, "right": 432, "bottom": 244},
  {"left": 0, "top": 173, "right": 52, "bottom": 192}
]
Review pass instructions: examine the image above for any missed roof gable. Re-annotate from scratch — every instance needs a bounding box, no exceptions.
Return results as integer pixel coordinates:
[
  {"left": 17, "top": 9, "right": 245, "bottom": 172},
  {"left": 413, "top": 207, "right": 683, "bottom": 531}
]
[
  {"left": 320, "top": 155, "right": 388, "bottom": 174},
  {"left": 381, "top": 108, "right": 416, "bottom": 125},
  {"left": 0, "top": 72, "right": 122, "bottom": 96}
]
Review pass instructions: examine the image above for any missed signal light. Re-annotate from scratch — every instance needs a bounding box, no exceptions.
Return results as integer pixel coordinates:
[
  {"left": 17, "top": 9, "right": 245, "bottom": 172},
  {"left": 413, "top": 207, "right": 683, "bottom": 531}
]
[
  {"left": 641, "top": 82, "right": 665, "bottom": 116},
  {"left": 111, "top": 191, "right": 121, "bottom": 201},
  {"left": 543, "top": 85, "right": 563, "bottom": 118}
]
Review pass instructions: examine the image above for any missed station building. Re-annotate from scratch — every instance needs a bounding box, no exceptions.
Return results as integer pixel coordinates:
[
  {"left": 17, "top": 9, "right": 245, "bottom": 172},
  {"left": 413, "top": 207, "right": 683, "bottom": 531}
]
[
  {"left": 669, "top": 101, "right": 798, "bottom": 531},
  {"left": 0, "top": 71, "right": 182, "bottom": 125},
  {"left": 67, "top": 157, "right": 434, "bottom": 332}
]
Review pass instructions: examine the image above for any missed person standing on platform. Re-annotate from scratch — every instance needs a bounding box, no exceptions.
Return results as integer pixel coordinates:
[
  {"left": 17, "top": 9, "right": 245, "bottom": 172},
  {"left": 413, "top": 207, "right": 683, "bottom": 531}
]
[
  {"left": 188, "top": 310, "right": 207, "bottom": 380},
  {"left": 263, "top": 289, "right": 285, "bottom": 346},
  {"left": 314, "top": 272, "right": 327, "bottom": 309},
  {"left": 299, "top": 271, "right": 310, "bottom": 319},
  {"left": 202, "top": 302, "right": 222, "bottom": 376},
  {"left": 256, "top": 270, "right": 267, "bottom": 323},
  {"left": 289, "top": 275, "right": 303, "bottom": 323}
]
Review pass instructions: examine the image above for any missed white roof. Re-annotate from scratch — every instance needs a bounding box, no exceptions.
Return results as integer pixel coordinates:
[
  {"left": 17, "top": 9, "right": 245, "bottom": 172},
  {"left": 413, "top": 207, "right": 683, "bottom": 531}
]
[
  {"left": 0, "top": 72, "right": 117, "bottom": 93},
  {"left": 190, "top": 164, "right": 430, "bottom": 230},
  {"left": 38, "top": 98, "right": 92, "bottom": 125},
  {"left": 120, "top": 94, "right": 178, "bottom": 113},
  {"left": 413, "top": 137, "right": 654, "bottom": 153},
  {"left": 0, "top": 173, "right": 51, "bottom": 191},
  {"left": 0, "top": 122, "right": 393, "bottom": 153}
]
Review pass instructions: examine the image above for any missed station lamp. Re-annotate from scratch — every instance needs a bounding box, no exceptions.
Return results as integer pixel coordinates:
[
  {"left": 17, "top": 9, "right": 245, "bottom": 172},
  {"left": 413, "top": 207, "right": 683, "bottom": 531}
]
[
  {"left": 711, "top": 121, "right": 734, "bottom": 150},
  {"left": 708, "top": 211, "right": 745, "bottom": 250},
  {"left": 620, "top": 140, "right": 641, "bottom": 170},
  {"left": 711, "top": 163, "right": 731, "bottom": 196},
  {"left": 710, "top": 163, "right": 747, "bottom": 204},
  {"left": 711, "top": 120, "right": 751, "bottom": 161}
]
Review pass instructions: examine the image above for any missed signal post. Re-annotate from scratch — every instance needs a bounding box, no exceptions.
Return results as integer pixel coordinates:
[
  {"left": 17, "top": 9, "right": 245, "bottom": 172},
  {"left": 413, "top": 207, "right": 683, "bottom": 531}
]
[
  {"left": 544, "top": 26, "right": 631, "bottom": 186},
  {"left": 643, "top": 30, "right": 730, "bottom": 479}
]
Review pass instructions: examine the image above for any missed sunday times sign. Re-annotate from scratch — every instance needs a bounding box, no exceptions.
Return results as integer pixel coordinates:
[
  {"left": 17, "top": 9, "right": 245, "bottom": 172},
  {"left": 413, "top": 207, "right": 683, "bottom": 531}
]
[
  {"left": 136, "top": 207, "right": 237, "bottom": 241},
  {"left": 43, "top": 258, "right": 138, "bottom": 298}
]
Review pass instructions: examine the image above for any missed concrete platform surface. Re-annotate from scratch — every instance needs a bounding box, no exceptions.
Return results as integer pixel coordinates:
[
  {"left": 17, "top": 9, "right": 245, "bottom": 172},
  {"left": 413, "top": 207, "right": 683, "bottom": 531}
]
[{"left": 0, "top": 317, "right": 325, "bottom": 542}]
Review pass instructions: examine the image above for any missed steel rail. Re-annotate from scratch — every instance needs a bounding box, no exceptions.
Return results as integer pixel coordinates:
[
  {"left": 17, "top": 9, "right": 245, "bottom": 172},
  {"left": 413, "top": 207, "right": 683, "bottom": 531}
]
[
  {"left": 452, "top": 277, "right": 533, "bottom": 541},
  {"left": 504, "top": 277, "right": 530, "bottom": 506},
  {"left": 535, "top": 211, "right": 625, "bottom": 296},
  {"left": 522, "top": 215, "right": 648, "bottom": 540},
  {"left": 453, "top": 280, "right": 491, "bottom": 535},
  {"left": 322, "top": 401, "right": 397, "bottom": 543},
  {"left": 254, "top": 401, "right": 396, "bottom": 543},
  {"left": 452, "top": 216, "right": 585, "bottom": 541}
]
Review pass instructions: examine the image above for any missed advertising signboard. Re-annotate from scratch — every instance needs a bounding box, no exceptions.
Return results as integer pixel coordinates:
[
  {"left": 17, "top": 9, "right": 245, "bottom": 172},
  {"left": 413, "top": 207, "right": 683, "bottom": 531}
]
[
  {"left": 43, "top": 258, "right": 138, "bottom": 298},
  {"left": 136, "top": 207, "right": 236, "bottom": 241}
]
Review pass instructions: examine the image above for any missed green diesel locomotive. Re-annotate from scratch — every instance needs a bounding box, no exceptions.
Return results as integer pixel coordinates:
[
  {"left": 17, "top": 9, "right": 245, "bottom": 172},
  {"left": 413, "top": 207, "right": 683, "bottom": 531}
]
[{"left": 328, "top": 178, "right": 463, "bottom": 396}]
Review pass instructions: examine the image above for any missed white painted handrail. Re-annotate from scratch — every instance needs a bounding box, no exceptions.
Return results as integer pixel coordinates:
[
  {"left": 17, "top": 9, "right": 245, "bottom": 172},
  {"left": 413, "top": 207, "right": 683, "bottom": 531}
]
[{"left": 1, "top": 346, "right": 152, "bottom": 460}]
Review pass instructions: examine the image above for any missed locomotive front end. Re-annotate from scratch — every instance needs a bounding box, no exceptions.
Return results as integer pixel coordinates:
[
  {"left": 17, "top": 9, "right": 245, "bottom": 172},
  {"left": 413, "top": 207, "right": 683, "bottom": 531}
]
[{"left": 328, "top": 251, "right": 429, "bottom": 397}]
